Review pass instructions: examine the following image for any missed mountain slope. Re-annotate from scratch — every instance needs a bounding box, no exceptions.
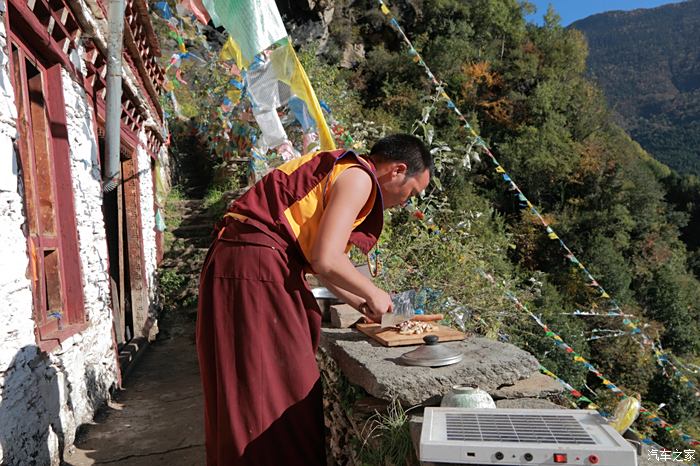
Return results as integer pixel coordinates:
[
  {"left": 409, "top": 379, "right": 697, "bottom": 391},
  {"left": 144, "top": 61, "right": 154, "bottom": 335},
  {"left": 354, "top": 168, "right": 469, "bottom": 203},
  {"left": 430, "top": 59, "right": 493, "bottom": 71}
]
[{"left": 570, "top": 0, "right": 700, "bottom": 175}]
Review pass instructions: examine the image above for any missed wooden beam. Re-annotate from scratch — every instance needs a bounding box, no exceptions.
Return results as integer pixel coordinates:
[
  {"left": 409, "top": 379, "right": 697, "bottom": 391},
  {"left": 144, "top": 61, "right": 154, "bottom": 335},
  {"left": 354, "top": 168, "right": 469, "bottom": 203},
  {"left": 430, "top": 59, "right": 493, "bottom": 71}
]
[{"left": 8, "top": 0, "right": 79, "bottom": 78}]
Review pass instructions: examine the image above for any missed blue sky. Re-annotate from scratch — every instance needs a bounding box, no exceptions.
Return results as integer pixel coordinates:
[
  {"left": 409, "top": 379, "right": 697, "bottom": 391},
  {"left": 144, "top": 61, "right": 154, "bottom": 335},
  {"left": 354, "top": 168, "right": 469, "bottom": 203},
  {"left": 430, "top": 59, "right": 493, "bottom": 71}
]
[{"left": 526, "top": 0, "right": 686, "bottom": 26}]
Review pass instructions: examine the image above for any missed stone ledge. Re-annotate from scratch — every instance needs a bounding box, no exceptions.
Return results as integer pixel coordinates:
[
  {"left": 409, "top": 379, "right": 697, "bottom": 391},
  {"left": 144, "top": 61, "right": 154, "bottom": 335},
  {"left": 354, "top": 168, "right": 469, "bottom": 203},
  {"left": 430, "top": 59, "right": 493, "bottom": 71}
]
[
  {"left": 491, "top": 372, "right": 564, "bottom": 399},
  {"left": 320, "top": 327, "right": 541, "bottom": 406},
  {"left": 495, "top": 398, "right": 565, "bottom": 409}
]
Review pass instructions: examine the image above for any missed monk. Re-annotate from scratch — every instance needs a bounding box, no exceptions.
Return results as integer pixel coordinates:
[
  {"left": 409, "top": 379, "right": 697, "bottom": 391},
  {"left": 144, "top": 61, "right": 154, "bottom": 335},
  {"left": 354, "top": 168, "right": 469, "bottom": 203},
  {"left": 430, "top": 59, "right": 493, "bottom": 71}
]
[{"left": 196, "top": 134, "right": 432, "bottom": 465}]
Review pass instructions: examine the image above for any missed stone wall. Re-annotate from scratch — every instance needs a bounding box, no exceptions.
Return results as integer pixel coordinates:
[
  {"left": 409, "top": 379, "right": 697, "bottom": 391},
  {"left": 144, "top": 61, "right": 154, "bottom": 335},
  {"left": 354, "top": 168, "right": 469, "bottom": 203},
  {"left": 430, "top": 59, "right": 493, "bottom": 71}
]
[
  {"left": 137, "top": 128, "right": 159, "bottom": 314},
  {"left": 0, "top": 15, "right": 48, "bottom": 463},
  {"left": 0, "top": 10, "right": 165, "bottom": 463},
  {"left": 0, "top": 17, "right": 122, "bottom": 462}
]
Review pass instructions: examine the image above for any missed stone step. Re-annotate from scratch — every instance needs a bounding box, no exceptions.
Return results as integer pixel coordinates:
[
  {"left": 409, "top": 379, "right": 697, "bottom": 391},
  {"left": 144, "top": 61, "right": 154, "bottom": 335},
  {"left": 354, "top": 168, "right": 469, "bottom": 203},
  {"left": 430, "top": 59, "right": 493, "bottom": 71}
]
[
  {"left": 158, "top": 194, "right": 218, "bottom": 314},
  {"left": 159, "top": 259, "right": 205, "bottom": 273},
  {"left": 159, "top": 266, "right": 203, "bottom": 279},
  {"left": 168, "top": 235, "right": 213, "bottom": 249},
  {"left": 170, "top": 199, "right": 206, "bottom": 208},
  {"left": 173, "top": 285, "right": 200, "bottom": 304},
  {"left": 178, "top": 212, "right": 217, "bottom": 223},
  {"left": 161, "top": 248, "right": 208, "bottom": 263},
  {"left": 164, "top": 241, "right": 209, "bottom": 254},
  {"left": 172, "top": 223, "right": 214, "bottom": 238},
  {"left": 162, "top": 245, "right": 207, "bottom": 256},
  {"left": 171, "top": 203, "right": 210, "bottom": 214}
]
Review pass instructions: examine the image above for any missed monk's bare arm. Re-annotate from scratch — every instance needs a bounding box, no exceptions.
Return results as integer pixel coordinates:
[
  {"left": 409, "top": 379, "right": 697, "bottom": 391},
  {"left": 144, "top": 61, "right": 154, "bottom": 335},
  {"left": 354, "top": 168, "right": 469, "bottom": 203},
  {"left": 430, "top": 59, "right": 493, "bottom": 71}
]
[
  {"left": 310, "top": 167, "right": 392, "bottom": 321},
  {"left": 315, "top": 275, "right": 364, "bottom": 309}
]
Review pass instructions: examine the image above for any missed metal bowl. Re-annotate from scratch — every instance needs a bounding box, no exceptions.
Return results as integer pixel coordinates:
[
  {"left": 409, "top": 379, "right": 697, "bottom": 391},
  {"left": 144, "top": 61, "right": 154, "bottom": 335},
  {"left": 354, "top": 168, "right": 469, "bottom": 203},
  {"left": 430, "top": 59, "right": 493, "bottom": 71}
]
[{"left": 311, "top": 287, "right": 341, "bottom": 321}]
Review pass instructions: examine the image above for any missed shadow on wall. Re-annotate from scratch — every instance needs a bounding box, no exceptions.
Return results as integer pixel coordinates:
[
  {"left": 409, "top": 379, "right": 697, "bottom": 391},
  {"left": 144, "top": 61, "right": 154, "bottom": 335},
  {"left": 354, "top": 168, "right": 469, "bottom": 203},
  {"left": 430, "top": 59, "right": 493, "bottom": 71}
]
[{"left": 0, "top": 345, "right": 64, "bottom": 466}]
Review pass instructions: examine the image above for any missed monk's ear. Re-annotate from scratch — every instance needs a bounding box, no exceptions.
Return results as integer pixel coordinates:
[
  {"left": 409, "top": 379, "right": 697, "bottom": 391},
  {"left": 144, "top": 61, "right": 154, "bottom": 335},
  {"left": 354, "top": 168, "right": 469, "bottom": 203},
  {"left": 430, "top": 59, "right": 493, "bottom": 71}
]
[{"left": 393, "top": 162, "right": 408, "bottom": 177}]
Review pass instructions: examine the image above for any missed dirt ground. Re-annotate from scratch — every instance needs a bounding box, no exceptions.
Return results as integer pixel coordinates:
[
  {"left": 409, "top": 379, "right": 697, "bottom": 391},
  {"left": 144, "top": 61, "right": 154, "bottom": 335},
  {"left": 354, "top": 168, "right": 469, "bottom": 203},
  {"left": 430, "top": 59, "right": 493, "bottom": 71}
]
[{"left": 64, "top": 316, "right": 205, "bottom": 466}]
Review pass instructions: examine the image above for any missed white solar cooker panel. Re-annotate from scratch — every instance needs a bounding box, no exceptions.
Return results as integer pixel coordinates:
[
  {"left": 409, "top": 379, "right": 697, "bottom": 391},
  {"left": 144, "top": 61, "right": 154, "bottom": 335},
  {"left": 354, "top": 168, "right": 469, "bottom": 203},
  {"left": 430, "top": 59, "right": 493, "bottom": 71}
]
[
  {"left": 420, "top": 408, "right": 638, "bottom": 465},
  {"left": 445, "top": 413, "right": 596, "bottom": 444}
]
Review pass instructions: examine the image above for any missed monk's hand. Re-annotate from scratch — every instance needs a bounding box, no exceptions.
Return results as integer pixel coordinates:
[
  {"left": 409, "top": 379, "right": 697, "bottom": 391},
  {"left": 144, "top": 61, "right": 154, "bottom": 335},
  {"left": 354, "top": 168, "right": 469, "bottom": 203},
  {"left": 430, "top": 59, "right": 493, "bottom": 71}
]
[{"left": 361, "top": 289, "right": 393, "bottom": 323}]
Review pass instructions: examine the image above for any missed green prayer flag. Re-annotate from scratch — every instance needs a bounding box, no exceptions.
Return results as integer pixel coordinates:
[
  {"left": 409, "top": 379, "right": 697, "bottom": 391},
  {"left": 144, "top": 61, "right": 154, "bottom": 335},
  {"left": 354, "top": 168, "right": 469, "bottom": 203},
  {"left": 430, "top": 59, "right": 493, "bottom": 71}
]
[{"left": 209, "top": 0, "right": 287, "bottom": 63}]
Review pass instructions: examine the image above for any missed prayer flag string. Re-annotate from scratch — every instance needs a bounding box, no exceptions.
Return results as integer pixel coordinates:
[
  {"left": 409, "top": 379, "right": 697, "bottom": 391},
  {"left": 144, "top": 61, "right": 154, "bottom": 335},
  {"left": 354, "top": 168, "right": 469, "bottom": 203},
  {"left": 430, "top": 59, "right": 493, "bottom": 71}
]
[
  {"left": 375, "top": 0, "right": 699, "bottom": 393},
  {"left": 538, "top": 365, "right": 699, "bottom": 465},
  {"left": 479, "top": 271, "right": 700, "bottom": 448}
]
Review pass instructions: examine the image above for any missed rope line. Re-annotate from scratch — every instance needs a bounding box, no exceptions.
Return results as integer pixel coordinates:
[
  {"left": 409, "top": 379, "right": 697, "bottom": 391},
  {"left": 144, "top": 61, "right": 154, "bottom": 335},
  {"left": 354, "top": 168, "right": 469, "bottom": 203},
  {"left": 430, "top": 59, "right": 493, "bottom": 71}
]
[{"left": 375, "top": 0, "right": 699, "bottom": 394}]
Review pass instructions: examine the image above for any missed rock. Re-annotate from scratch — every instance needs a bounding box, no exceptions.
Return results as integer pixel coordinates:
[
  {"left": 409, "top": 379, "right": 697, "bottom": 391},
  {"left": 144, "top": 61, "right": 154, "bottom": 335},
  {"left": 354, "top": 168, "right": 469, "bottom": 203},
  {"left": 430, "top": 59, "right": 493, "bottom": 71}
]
[
  {"left": 329, "top": 304, "right": 364, "bottom": 328},
  {"left": 340, "top": 43, "right": 365, "bottom": 68},
  {"left": 320, "top": 327, "right": 540, "bottom": 406},
  {"left": 491, "top": 372, "right": 564, "bottom": 399},
  {"left": 495, "top": 398, "right": 565, "bottom": 409},
  {"left": 286, "top": 20, "right": 328, "bottom": 48}
]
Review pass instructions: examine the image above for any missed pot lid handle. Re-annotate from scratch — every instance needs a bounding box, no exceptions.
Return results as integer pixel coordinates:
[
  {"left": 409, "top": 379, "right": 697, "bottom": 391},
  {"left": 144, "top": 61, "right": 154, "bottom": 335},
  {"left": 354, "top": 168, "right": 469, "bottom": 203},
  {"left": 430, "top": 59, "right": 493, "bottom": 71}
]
[{"left": 423, "top": 335, "right": 439, "bottom": 345}]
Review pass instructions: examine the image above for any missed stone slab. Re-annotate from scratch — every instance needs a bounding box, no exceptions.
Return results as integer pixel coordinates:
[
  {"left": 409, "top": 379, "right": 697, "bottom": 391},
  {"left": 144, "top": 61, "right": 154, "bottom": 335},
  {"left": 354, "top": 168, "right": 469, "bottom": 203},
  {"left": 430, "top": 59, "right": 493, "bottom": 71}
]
[
  {"left": 495, "top": 398, "right": 565, "bottom": 410},
  {"left": 330, "top": 304, "right": 364, "bottom": 328},
  {"left": 320, "top": 327, "right": 540, "bottom": 406},
  {"left": 491, "top": 372, "right": 564, "bottom": 399}
]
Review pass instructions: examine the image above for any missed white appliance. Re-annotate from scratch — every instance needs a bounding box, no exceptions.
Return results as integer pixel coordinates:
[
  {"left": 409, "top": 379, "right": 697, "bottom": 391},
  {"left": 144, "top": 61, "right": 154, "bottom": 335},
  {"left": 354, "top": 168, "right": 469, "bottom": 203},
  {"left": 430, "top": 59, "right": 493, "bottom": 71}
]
[{"left": 420, "top": 408, "right": 637, "bottom": 465}]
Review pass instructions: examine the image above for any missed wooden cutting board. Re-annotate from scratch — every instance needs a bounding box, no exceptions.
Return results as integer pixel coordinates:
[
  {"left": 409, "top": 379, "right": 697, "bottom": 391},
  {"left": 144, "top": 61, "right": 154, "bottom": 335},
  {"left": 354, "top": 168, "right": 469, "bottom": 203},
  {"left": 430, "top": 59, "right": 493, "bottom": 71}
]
[{"left": 355, "top": 323, "right": 465, "bottom": 347}]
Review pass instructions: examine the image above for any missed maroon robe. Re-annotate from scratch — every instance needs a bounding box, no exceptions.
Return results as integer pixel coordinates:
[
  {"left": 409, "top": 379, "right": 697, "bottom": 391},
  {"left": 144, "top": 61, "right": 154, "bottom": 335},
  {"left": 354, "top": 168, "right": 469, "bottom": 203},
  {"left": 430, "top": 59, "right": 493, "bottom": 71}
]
[{"left": 196, "top": 150, "right": 383, "bottom": 465}]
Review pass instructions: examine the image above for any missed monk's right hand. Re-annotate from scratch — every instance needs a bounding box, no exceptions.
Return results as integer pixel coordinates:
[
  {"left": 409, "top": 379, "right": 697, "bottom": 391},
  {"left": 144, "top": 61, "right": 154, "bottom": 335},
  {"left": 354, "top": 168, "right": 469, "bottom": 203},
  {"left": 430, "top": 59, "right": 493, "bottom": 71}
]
[{"left": 362, "top": 288, "right": 393, "bottom": 323}]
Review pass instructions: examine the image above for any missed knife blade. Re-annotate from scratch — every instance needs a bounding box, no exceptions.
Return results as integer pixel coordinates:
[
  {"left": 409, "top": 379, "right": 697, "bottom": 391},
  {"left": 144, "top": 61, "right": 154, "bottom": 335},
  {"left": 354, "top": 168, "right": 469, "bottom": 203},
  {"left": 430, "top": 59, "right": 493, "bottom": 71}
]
[
  {"left": 381, "top": 311, "right": 411, "bottom": 328},
  {"left": 380, "top": 290, "right": 416, "bottom": 328}
]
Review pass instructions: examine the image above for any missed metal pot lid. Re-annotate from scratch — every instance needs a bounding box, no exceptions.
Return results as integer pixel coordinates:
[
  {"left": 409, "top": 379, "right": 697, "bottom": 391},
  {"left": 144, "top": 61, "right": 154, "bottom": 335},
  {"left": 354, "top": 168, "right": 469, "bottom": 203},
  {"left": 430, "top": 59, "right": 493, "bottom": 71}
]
[{"left": 398, "top": 335, "right": 463, "bottom": 367}]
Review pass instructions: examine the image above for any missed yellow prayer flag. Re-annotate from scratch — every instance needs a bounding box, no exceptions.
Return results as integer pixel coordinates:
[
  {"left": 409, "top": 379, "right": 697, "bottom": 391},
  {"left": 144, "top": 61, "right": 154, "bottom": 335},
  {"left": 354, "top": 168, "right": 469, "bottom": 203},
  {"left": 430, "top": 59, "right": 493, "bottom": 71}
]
[
  {"left": 154, "top": 158, "right": 168, "bottom": 206},
  {"left": 226, "top": 88, "right": 242, "bottom": 103},
  {"left": 608, "top": 396, "right": 641, "bottom": 434},
  {"left": 381, "top": 4, "right": 390, "bottom": 15},
  {"left": 220, "top": 37, "right": 249, "bottom": 69},
  {"left": 495, "top": 166, "right": 505, "bottom": 174},
  {"left": 269, "top": 41, "right": 335, "bottom": 150},
  {"left": 548, "top": 232, "right": 559, "bottom": 240}
]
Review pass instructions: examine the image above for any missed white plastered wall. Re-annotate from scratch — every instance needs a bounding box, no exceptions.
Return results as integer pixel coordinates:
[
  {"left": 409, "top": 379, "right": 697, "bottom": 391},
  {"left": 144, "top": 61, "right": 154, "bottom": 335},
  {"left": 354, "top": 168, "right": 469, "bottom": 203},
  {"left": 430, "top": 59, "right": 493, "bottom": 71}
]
[
  {"left": 0, "top": 16, "right": 119, "bottom": 465},
  {"left": 136, "top": 127, "right": 158, "bottom": 308}
]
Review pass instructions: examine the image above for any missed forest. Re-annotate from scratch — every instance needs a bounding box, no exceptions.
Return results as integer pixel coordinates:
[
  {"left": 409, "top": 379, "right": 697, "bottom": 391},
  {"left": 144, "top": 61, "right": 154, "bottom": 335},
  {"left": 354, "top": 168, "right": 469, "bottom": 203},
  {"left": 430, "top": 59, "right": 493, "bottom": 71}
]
[{"left": 571, "top": 0, "right": 700, "bottom": 177}]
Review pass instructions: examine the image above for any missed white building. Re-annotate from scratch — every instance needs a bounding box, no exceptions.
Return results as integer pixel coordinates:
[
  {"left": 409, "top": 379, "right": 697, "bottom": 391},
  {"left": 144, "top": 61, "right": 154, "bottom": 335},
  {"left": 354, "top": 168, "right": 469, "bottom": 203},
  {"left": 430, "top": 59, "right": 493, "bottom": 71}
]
[{"left": 0, "top": 0, "right": 167, "bottom": 462}]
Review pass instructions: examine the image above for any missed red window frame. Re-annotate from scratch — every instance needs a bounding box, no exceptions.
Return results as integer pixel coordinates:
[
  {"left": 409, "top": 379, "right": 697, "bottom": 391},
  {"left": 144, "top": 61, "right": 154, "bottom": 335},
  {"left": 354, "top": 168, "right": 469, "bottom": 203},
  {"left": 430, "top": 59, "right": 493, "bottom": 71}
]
[{"left": 9, "top": 25, "right": 87, "bottom": 351}]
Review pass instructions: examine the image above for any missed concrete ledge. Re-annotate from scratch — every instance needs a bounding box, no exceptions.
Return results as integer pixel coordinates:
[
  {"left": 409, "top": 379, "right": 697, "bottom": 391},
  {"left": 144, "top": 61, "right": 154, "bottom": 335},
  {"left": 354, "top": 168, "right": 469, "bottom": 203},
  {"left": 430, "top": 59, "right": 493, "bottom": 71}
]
[
  {"left": 495, "top": 398, "right": 564, "bottom": 409},
  {"left": 491, "top": 372, "right": 564, "bottom": 399},
  {"left": 320, "top": 327, "right": 541, "bottom": 406}
]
